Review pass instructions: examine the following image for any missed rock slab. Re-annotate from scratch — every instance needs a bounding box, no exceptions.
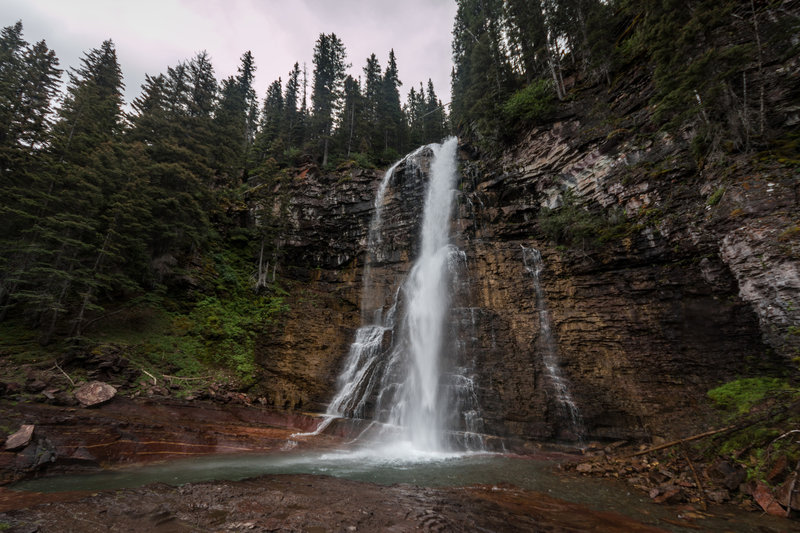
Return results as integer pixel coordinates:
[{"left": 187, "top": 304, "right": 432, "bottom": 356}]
[
  {"left": 4, "top": 425, "right": 34, "bottom": 451},
  {"left": 74, "top": 381, "right": 117, "bottom": 407}
]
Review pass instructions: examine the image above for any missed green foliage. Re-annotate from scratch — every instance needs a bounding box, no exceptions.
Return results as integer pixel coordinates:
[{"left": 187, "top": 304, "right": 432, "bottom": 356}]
[
  {"left": 502, "top": 80, "right": 555, "bottom": 123},
  {"left": 190, "top": 292, "right": 286, "bottom": 383},
  {"left": 706, "top": 187, "right": 725, "bottom": 206},
  {"left": 707, "top": 377, "right": 795, "bottom": 414},
  {"left": 537, "top": 191, "right": 631, "bottom": 248}
]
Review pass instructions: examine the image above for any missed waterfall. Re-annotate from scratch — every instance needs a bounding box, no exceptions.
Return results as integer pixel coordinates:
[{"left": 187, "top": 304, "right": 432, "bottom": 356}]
[
  {"left": 521, "top": 246, "right": 585, "bottom": 441},
  {"left": 315, "top": 137, "right": 484, "bottom": 453}
]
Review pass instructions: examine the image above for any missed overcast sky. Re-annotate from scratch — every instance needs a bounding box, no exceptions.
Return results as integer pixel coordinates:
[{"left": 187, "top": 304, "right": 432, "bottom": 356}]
[{"left": 1, "top": 0, "right": 458, "bottom": 110}]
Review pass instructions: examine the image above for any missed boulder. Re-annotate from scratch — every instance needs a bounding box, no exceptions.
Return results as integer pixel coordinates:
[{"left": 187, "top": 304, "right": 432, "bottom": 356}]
[
  {"left": 75, "top": 381, "right": 117, "bottom": 407},
  {"left": 4, "top": 424, "right": 35, "bottom": 451}
]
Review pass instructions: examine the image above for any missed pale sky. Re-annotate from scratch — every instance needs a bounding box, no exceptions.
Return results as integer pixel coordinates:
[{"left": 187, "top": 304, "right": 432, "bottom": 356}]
[{"left": 1, "top": 0, "right": 458, "bottom": 109}]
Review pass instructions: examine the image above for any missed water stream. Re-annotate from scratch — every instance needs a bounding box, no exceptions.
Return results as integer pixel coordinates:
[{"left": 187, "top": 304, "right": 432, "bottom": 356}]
[
  {"left": 300, "top": 137, "right": 484, "bottom": 454},
  {"left": 522, "top": 246, "right": 585, "bottom": 440},
  {"left": 10, "top": 452, "right": 784, "bottom": 533}
]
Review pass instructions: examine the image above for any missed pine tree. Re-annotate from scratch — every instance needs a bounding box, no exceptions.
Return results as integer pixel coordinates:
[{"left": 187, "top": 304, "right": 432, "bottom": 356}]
[
  {"left": 423, "top": 79, "right": 446, "bottom": 143},
  {"left": 378, "top": 49, "right": 404, "bottom": 157},
  {"left": 405, "top": 84, "right": 425, "bottom": 149},
  {"left": 310, "top": 33, "right": 348, "bottom": 166},
  {"left": 451, "top": 0, "right": 515, "bottom": 139},
  {"left": 251, "top": 77, "right": 284, "bottom": 168},
  {"left": 0, "top": 23, "right": 62, "bottom": 316},
  {"left": 283, "top": 62, "right": 303, "bottom": 150},
  {"left": 338, "top": 74, "right": 363, "bottom": 157},
  {"left": 214, "top": 51, "right": 257, "bottom": 179},
  {"left": 6, "top": 40, "right": 126, "bottom": 341},
  {"left": 362, "top": 53, "right": 382, "bottom": 153}
]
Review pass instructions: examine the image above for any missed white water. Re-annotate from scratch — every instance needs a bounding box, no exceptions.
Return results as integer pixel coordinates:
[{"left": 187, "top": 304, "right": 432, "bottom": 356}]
[
  {"left": 522, "top": 246, "right": 585, "bottom": 440},
  {"left": 384, "top": 137, "right": 458, "bottom": 450},
  {"left": 300, "top": 138, "right": 484, "bottom": 455}
]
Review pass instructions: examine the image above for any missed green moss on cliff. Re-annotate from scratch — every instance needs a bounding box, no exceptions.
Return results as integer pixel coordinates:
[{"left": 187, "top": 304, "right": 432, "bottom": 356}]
[{"left": 707, "top": 377, "right": 794, "bottom": 415}]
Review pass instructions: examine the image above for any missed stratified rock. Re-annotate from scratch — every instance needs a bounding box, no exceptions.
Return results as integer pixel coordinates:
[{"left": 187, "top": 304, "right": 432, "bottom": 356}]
[
  {"left": 74, "top": 381, "right": 117, "bottom": 407},
  {"left": 4, "top": 424, "right": 34, "bottom": 451}
]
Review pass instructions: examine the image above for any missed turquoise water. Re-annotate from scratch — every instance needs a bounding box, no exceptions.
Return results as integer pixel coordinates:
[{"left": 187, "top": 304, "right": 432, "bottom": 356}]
[{"left": 9, "top": 449, "right": 791, "bottom": 532}]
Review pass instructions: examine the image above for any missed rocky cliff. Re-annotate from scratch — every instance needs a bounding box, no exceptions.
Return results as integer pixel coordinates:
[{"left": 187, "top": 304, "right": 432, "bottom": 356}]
[{"left": 255, "top": 61, "right": 798, "bottom": 444}]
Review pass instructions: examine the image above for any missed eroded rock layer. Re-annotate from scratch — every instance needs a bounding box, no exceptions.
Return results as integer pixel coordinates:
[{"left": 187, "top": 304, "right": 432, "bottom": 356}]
[{"left": 257, "top": 73, "right": 797, "bottom": 443}]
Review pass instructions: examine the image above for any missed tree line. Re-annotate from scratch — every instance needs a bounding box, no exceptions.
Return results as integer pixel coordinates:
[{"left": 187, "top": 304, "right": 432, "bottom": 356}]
[
  {"left": 451, "top": 0, "right": 796, "bottom": 155},
  {"left": 0, "top": 22, "right": 449, "bottom": 343}
]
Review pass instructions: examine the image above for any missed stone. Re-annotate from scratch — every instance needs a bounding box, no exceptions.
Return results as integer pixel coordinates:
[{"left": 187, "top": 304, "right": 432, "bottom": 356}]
[
  {"left": 576, "top": 463, "right": 594, "bottom": 473},
  {"left": 752, "top": 482, "right": 785, "bottom": 516},
  {"left": 708, "top": 460, "right": 747, "bottom": 491},
  {"left": 74, "top": 381, "right": 117, "bottom": 407},
  {"left": 25, "top": 379, "right": 47, "bottom": 393},
  {"left": 652, "top": 485, "right": 683, "bottom": 504},
  {"left": 705, "top": 489, "right": 730, "bottom": 504},
  {"left": 4, "top": 424, "right": 34, "bottom": 451}
]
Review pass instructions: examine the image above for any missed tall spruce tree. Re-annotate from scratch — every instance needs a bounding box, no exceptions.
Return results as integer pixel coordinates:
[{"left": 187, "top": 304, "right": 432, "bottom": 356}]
[
  {"left": 5, "top": 40, "right": 126, "bottom": 341},
  {"left": 310, "top": 33, "right": 347, "bottom": 166},
  {"left": 0, "top": 23, "right": 61, "bottom": 317},
  {"left": 378, "top": 49, "right": 404, "bottom": 156},
  {"left": 283, "top": 62, "right": 303, "bottom": 150},
  {"left": 214, "top": 51, "right": 257, "bottom": 179}
]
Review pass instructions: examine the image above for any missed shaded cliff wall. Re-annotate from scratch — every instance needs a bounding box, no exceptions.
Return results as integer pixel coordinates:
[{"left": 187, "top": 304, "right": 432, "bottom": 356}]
[{"left": 254, "top": 64, "right": 797, "bottom": 442}]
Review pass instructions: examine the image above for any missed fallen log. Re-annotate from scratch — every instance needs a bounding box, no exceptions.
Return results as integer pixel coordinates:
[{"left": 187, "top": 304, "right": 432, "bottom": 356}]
[{"left": 628, "top": 426, "right": 735, "bottom": 457}]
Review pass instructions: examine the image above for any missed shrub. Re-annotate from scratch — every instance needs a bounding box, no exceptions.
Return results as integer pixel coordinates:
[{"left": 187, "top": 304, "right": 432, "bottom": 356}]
[
  {"left": 707, "top": 377, "right": 794, "bottom": 414},
  {"left": 503, "top": 80, "right": 555, "bottom": 123}
]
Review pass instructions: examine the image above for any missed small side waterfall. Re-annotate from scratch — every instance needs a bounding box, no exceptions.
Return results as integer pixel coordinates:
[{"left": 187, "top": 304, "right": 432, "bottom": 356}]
[
  {"left": 521, "top": 246, "right": 585, "bottom": 441},
  {"left": 315, "top": 137, "right": 484, "bottom": 453}
]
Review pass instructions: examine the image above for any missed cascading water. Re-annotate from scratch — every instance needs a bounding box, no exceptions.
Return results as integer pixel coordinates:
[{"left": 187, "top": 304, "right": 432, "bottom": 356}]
[
  {"left": 522, "top": 246, "right": 585, "bottom": 441},
  {"left": 309, "top": 137, "right": 484, "bottom": 454}
]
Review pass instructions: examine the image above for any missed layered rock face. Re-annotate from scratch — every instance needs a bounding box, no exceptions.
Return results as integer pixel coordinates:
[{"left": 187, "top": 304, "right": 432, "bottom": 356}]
[{"left": 256, "top": 75, "right": 797, "bottom": 442}]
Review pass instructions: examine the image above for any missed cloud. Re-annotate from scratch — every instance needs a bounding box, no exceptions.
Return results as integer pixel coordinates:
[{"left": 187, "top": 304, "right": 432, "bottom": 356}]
[{"left": 1, "top": 0, "right": 457, "bottom": 107}]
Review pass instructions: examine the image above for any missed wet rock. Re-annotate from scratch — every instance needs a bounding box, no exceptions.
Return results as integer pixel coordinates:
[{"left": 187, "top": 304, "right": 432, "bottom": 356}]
[
  {"left": 708, "top": 460, "right": 747, "bottom": 491},
  {"left": 706, "top": 489, "right": 730, "bottom": 504},
  {"left": 4, "top": 425, "right": 34, "bottom": 451},
  {"left": 651, "top": 485, "right": 683, "bottom": 504},
  {"left": 74, "top": 381, "right": 117, "bottom": 407},
  {"left": 25, "top": 379, "right": 47, "bottom": 393},
  {"left": 576, "top": 463, "right": 594, "bottom": 473}
]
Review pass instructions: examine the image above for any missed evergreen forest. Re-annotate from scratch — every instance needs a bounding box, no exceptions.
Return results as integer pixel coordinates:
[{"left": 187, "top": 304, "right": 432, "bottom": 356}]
[{"left": 0, "top": 0, "right": 797, "bottom": 388}]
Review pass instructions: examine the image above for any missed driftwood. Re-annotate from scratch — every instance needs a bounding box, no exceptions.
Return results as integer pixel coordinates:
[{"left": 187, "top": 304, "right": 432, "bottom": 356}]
[
  {"left": 682, "top": 446, "right": 707, "bottom": 510},
  {"left": 141, "top": 369, "right": 158, "bottom": 385},
  {"left": 52, "top": 360, "right": 75, "bottom": 387},
  {"left": 786, "top": 459, "right": 800, "bottom": 517},
  {"left": 628, "top": 426, "right": 735, "bottom": 457},
  {"left": 162, "top": 375, "right": 210, "bottom": 382}
]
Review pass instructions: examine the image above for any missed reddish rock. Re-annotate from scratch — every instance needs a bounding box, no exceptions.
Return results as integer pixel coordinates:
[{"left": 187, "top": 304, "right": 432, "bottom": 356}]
[
  {"left": 753, "top": 482, "right": 786, "bottom": 516},
  {"left": 652, "top": 485, "right": 683, "bottom": 504},
  {"left": 74, "top": 381, "right": 117, "bottom": 407},
  {"left": 766, "top": 454, "right": 790, "bottom": 484},
  {"left": 4, "top": 425, "right": 34, "bottom": 451}
]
